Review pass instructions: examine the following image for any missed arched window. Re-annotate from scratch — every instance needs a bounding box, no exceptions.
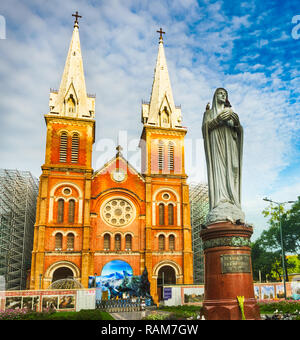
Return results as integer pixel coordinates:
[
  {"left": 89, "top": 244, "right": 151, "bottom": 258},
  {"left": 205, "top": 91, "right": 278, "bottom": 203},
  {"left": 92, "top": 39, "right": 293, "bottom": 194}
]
[
  {"left": 71, "top": 133, "right": 80, "bottom": 163},
  {"left": 55, "top": 233, "right": 63, "bottom": 250},
  {"left": 158, "top": 235, "right": 165, "bottom": 251},
  {"left": 115, "top": 234, "right": 121, "bottom": 251},
  {"left": 125, "top": 234, "right": 132, "bottom": 250},
  {"left": 57, "top": 199, "right": 64, "bottom": 223},
  {"left": 169, "top": 235, "right": 175, "bottom": 251},
  {"left": 67, "top": 94, "right": 76, "bottom": 114},
  {"left": 67, "top": 233, "right": 74, "bottom": 250},
  {"left": 159, "top": 203, "right": 165, "bottom": 225},
  {"left": 168, "top": 204, "right": 174, "bottom": 225},
  {"left": 104, "top": 234, "right": 111, "bottom": 250},
  {"left": 158, "top": 140, "right": 164, "bottom": 171},
  {"left": 168, "top": 142, "right": 174, "bottom": 171},
  {"left": 161, "top": 107, "right": 170, "bottom": 126},
  {"left": 68, "top": 199, "right": 75, "bottom": 223},
  {"left": 59, "top": 132, "right": 68, "bottom": 163}
]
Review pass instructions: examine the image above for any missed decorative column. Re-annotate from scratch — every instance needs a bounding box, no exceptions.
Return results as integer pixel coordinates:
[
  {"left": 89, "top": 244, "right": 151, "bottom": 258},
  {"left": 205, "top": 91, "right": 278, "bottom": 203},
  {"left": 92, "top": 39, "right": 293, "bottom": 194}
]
[{"left": 200, "top": 222, "right": 260, "bottom": 320}]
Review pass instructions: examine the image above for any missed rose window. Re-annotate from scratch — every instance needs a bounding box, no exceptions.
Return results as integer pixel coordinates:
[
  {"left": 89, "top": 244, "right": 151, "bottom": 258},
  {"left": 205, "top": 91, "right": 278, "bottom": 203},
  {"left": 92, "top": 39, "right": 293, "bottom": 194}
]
[{"left": 102, "top": 198, "right": 135, "bottom": 227}]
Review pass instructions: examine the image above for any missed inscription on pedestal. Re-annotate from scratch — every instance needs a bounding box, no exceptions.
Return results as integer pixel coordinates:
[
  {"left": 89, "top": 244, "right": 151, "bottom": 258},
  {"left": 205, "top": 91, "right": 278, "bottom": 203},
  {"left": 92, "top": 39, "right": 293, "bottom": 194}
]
[{"left": 220, "top": 254, "right": 251, "bottom": 274}]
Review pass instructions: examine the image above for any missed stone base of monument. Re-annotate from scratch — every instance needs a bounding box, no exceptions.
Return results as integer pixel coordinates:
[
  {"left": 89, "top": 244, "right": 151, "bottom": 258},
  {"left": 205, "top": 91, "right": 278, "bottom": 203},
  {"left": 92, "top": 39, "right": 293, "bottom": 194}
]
[{"left": 200, "top": 222, "right": 261, "bottom": 320}]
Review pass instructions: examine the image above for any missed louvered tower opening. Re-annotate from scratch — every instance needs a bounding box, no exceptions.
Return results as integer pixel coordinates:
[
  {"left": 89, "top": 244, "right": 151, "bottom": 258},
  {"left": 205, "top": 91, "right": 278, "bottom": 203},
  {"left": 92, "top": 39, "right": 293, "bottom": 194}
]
[
  {"left": 71, "top": 133, "right": 79, "bottom": 163},
  {"left": 168, "top": 142, "right": 174, "bottom": 171},
  {"left": 59, "top": 132, "right": 68, "bottom": 163},
  {"left": 158, "top": 140, "right": 164, "bottom": 171}
]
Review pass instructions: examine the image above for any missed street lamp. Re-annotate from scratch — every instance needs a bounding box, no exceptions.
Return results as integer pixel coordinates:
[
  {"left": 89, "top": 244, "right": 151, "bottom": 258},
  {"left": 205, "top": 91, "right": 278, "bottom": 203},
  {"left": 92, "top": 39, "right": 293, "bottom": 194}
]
[
  {"left": 263, "top": 197, "right": 296, "bottom": 299},
  {"left": 94, "top": 273, "right": 97, "bottom": 288}
]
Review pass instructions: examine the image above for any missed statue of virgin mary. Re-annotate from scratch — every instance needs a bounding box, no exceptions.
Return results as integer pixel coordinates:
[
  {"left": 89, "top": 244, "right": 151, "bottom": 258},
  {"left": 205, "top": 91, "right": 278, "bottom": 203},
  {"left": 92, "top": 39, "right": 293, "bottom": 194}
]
[{"left": 202, "top": 88, "right": 245, "bottom": 225}]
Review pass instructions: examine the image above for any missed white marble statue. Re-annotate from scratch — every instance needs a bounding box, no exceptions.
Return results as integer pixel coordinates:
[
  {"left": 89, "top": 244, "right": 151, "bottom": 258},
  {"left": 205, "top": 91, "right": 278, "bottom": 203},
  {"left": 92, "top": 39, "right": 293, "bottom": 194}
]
[{"left": 202, "top": 88, "right": 245, "bottom": 225}]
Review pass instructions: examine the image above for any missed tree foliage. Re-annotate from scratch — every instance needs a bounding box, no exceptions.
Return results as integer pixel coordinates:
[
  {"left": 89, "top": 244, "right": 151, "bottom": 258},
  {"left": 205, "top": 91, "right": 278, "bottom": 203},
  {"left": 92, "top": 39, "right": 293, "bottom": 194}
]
[{"left": 252, "top": 197, "right": 300, "bottom": 282}]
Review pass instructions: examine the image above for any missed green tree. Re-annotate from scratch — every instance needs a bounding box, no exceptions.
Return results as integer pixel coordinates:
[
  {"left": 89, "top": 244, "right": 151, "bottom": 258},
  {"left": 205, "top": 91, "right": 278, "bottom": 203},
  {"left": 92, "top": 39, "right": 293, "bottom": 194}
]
[
  {"left": 281, "top": 197, "right": 300, "bottom": 254},
  {"left": 252, "top": 197, "right": 300, "bottom": 282},
  {"left": 251, "top": 239, "right": 278, "bottom": 281}
]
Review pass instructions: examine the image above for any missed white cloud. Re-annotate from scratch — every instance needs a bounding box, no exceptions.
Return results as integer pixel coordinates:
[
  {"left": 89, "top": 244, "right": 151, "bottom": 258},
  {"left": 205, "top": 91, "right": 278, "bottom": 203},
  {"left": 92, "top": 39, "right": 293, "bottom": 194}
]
[{"left": 0, "top": 0, "right": 299, "bottom": 242}]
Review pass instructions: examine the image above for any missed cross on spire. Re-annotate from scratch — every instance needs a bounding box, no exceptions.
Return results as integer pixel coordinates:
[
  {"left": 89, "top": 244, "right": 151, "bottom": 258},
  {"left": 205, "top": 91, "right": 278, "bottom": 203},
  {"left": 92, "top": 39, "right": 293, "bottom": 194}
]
[
  {"left": 156, "top": 28, "right": 165, "bottom": 41},
  {"left": 72, "top": 11, "right": 82, "bottom": 27}
]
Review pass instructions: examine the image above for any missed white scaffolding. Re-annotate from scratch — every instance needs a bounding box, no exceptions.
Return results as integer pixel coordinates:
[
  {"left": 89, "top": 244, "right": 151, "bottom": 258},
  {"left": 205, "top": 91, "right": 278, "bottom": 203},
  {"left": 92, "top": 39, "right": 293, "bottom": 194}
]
[
  {"left": 189, "top": 182, "right": 209, "bottom": 284},
  {"left": 0, "top": 169, "right": 38, "bottom": 290}
]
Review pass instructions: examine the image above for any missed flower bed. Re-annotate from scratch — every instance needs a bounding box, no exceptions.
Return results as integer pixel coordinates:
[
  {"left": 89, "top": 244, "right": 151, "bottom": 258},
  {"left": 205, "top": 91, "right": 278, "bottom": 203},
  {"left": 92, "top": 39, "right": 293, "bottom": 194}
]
[
  {"left": 0, "top": 309, "right": 29, "bottom": 320},
  {"left": 0, "top": 308, "right": 114, "bottom": 320}
]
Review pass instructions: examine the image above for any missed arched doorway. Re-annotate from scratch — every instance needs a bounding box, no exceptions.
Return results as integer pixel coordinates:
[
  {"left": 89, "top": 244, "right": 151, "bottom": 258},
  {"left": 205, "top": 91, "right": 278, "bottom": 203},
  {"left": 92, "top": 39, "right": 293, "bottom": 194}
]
[
  {"left": 157, "top": 265, "right": 176, "bottom": 301},
  {"left": 52, "top": 267, "right": 74, "bottom": 283}
]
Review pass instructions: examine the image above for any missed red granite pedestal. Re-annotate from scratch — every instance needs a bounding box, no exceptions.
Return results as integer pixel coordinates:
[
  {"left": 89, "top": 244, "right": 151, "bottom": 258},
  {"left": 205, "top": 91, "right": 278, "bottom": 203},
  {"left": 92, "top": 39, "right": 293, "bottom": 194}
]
[{"left": 200, "top": 222, "right": 260, "bottom": 320}]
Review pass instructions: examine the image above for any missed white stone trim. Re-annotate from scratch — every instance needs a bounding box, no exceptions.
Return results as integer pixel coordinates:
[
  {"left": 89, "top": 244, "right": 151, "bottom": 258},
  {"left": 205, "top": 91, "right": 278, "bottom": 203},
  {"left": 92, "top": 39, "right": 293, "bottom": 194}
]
[
  {"left": 51, "top": 230, "right": 78, "bottom": 237},
  {"left": 152, "top": 187, "right": 180, "bottom": 202},
  {"left": 152, "top": 260, "right": 182, "bottom": 279},
  {"left": 44, "top": 260, "right": 81, "bottom": 281}
]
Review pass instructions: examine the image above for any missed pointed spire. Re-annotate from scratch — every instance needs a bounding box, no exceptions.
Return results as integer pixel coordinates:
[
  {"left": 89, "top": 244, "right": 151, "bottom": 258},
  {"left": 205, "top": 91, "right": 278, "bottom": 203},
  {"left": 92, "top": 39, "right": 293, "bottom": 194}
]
[
  {"left": 48, "top": 13, "right": 95, "bottom": 119},
  {"left": 141, "top": 29, "right": 182, "bottom": 128}
]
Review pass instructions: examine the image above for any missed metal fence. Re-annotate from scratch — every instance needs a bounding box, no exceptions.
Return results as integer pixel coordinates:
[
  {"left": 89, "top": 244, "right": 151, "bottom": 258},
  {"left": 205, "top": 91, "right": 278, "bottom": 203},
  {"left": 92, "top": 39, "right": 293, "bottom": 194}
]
[{"left": 97, "top": 298, "right": 146, "bottom": 312}]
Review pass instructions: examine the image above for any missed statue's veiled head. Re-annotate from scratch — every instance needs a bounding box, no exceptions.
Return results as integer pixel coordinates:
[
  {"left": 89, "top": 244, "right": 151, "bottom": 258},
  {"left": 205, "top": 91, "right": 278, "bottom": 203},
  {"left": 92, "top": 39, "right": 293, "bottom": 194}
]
[{"left": 212, "top": 88, "right": 231, "bottom": 112}]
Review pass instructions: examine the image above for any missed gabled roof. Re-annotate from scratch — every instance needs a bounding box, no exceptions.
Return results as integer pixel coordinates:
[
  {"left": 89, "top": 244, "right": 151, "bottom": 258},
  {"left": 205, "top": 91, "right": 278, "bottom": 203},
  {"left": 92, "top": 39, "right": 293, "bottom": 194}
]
[{"left": 93, "top": 148, "right": 145, "bottom": 183}]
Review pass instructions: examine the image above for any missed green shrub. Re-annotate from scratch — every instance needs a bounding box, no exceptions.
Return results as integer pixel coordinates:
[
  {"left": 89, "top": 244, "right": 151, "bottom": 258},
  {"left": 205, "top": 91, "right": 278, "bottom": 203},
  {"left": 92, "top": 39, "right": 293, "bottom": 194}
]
[{"left": 259, "top": 301, "right": 300, "bottom": 314}]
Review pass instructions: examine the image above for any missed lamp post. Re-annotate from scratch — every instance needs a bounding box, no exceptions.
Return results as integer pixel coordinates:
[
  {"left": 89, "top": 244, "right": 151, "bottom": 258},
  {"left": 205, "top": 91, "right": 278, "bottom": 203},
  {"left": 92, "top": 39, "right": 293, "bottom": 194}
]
[
  {"left": 263, "top": 198, "right": 295, "bottom": 299},
  {"left": 94, "top": 273, "right": 97, "bottom": 288}
]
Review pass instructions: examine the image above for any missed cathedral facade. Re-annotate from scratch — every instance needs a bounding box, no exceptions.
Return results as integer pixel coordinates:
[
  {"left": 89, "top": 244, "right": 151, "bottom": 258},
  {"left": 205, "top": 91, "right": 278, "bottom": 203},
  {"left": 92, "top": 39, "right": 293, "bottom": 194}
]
[{"left": 30, "top": 19, "right": 193, "bottom": 303}]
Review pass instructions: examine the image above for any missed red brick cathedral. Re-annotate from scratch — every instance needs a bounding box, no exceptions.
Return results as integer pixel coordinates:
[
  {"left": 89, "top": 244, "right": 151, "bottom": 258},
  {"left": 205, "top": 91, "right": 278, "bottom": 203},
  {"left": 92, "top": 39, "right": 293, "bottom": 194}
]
[{"left": 30, "top": 18, "right": 193, "bottom": 303}]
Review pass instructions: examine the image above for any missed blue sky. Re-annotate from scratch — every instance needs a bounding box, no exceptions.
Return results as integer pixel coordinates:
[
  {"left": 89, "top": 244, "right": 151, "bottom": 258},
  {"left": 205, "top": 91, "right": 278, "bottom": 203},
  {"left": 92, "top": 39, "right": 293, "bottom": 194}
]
[{"left": 0, "top": 0, "right": 299, "bottom": 240}]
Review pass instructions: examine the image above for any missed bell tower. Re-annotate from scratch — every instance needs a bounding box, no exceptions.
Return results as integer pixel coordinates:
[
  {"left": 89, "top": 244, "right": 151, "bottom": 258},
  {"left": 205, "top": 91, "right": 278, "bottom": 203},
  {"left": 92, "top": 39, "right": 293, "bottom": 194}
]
[
  {"left": 140, "top": 30, "right": 193, "bottom": 301},
  {"left": 30, "top": 13, "right": 95, "bottom": 289}
]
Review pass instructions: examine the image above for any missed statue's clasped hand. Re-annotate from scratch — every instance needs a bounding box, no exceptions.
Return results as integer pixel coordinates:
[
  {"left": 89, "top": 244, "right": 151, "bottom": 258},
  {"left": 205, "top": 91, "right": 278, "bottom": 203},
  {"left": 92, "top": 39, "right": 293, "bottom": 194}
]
[
  {"left": 217, "top": 108, "right": 233, "bottom": 122},
  {"left": 217, "top": 109, "right": 239, "bottom": 125}
]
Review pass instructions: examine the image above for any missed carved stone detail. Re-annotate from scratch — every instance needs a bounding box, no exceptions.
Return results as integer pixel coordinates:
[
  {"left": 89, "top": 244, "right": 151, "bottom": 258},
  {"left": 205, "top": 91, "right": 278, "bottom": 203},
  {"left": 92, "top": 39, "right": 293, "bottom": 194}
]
[{"left": 203, "top": 236, "right": 251, "bottom": 250}]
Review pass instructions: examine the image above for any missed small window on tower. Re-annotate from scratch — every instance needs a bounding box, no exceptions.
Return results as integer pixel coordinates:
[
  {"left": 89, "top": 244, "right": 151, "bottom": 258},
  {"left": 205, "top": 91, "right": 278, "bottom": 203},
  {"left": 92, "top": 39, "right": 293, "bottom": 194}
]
[
  {"left": 67, "top": 233, "right": 75, "bottom": 250},
  {"left": 67, "top": 94, "right": 76, "bottom": 113},
  {"left": 68, "top": 199, "right": 75, "bottom": 223},
  {"left": 158, "top": 235, "right": 165, "bottom": 251},
  {"left": 159, "top": 203, "right": 165, "bottom": 225},
  {"left": 71, "top": 133, "right": 80, "bottom": 163},
  {"left": 162, "top": 107, "right": 169, "bottom": 124},
  {"left": 168, "top": 204, "right": 174, "bottom": 225},
  {"left": 57, "top": 199, "right": 64, "bottom": 223},
  {"left": 55, "top": 233, "right": 63, "bottom": 250}
]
